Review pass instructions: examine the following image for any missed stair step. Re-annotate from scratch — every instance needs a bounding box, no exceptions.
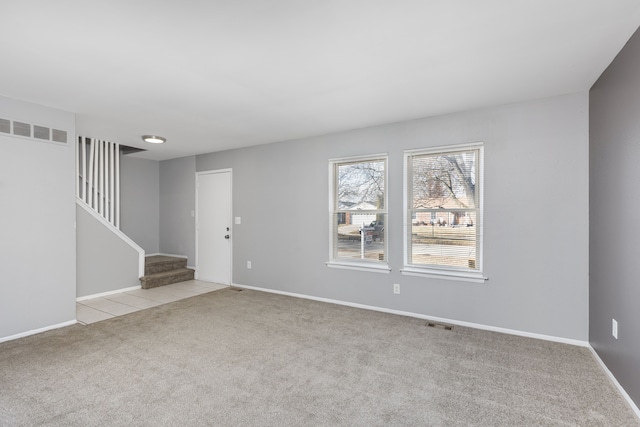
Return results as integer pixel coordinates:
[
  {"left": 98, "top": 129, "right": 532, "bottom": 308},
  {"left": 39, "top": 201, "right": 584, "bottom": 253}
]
[
  {"left": 140, "top": 268, "right": 195, "bottom": 289},
  {"left": 144, "top": 255, "right": 187, "bottom": 275}
]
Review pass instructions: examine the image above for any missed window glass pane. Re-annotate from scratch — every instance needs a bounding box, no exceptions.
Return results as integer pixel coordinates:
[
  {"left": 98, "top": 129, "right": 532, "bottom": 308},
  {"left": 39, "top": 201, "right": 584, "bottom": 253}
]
[
  {"left": 412, "top": 151, "right": 477, "bottom": 209},
  {"left": 406, "top": 145, "right": 482, "bottom": 274},
  {"left": 334, "top": 212, "right": 386, "bottom": 261},
  {"left": 331, "top": 156, "right": 387, "bottom": 266},
  {"left": 337, "top": 160, "right": 385, "bottom": 210},
  {"left": 410, "top": 211, "right": 477, "bottom": 269}
]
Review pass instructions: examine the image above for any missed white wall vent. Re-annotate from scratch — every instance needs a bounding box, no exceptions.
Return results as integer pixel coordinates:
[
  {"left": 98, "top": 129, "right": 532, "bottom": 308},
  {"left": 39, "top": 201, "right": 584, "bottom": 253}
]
[
  {"left": 52, "top": 129, "right": 68, "bottom": 143},
  {"left": 13, "top": 121, "right": 31, "bottom": 137},
  {"left": 0, "top": 118, "right": 9, "bottom": 134},
  {"left": 34, "top": 125, "right": 50, "bottom": 140},
  {"left": 0, "top": 117, "right": 68, "bottom": 144}
]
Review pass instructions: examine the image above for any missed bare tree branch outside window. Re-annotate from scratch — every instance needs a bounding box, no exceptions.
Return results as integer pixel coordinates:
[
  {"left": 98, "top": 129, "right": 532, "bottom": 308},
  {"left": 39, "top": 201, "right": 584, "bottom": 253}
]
[
  {"left": 337, "top": 160, "right": 385, "bottom": 209},
  {"left": 412, "top": 151, "right": 476, "bottom": 209}
]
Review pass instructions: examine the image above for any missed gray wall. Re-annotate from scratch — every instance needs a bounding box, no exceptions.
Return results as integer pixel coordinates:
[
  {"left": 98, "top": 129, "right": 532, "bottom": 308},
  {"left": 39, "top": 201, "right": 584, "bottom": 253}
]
[
  {"left": 120, "top": 155, "right": 160, "bottom": 253},
  {"left": 76, "top": 204, "right": 141, "bottom": 297},
  {"left": 0, "top": 96, "right": 76, "bottom": 340},
  {"left": 181, "top": 93, "right": 589, "bottom": 341},
  {"left": 159, "top": 155, "right": 196, "bottom": 265},
  {"left": 590, "top": 27, "right": 640, "bottom": 407}
]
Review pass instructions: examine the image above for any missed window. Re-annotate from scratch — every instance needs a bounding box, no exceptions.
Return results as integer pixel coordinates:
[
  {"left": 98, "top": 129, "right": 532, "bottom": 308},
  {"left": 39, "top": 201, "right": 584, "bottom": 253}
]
[
  {"left": 329, "top": 154, "right": 388, "bottom": 272},
  {"left": 404, "top": 143, "right": 484, "bottom": 281}
]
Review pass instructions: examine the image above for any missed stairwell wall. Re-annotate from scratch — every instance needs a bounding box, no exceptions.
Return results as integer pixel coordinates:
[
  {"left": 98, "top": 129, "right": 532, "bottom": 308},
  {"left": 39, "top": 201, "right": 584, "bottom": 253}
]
[
  {"left": 76, "top": 203, "right": 141, "bottom": 297},
  {"left": 120, "top": 155, "right": 160, "bottom": 253},
  {"left": 159, "top": 156, "right": 196, "bottom": 266},
  {"left": 0, "top": 96, "right": 76, "bottom": 340}
]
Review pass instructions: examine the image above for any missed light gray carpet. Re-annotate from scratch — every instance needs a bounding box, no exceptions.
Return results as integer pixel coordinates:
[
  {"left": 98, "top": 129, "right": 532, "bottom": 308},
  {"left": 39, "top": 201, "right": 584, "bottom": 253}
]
[{"left": 0, "top": 288, "right": 637, "bottom": 426}]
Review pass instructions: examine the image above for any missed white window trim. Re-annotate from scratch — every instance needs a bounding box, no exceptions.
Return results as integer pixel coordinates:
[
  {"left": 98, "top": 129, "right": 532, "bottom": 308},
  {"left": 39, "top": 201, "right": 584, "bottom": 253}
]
[
  {"left": 328, "top": 152, "right": 388, "bottom": 164},
  {"left": 400, "top": 267, "right": 486, "bottom": 283},
  {"left": 328, "top": 153, "right": 389, "bottom": 272},
  {"left": 326, "top": 260, "right": 391, "bottom": 274},
  {"left": 403, "top": 142, "right": 487, "bottom": 282}
]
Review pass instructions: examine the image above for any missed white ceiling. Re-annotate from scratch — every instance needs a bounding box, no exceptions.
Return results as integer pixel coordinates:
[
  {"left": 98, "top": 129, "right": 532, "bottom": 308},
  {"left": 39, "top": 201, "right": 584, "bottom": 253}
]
[{"left": 1, "top": 1, "right": 639, "bottom": 161}]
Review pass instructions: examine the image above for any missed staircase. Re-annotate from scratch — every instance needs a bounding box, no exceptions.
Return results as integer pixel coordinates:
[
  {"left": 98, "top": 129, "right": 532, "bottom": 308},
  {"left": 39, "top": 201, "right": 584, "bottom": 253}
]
[{"left": 140, "top": 255, "right": 195, "bottom": 289}]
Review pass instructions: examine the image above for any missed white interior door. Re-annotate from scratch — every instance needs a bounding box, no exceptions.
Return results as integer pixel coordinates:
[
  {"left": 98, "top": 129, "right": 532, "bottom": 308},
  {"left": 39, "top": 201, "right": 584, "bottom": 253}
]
[{"left": 196, "top": 170, "right": 232, "bottom": 284}]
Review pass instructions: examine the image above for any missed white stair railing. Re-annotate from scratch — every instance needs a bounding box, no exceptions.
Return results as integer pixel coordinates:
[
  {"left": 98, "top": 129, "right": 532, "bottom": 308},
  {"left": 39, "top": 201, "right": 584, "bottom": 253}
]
[{"left": 76, "top": 136, "right": 120, "bottom": 229}]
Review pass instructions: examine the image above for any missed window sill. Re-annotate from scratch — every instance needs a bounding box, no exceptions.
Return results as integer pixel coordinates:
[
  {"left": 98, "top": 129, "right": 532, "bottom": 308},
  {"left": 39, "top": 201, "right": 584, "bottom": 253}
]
[
  {"left": 401, "top": 267, "right": 487, "bottom": 283},
  {"left": 326, "top": 261, "right": 391, "bottom": 274}
]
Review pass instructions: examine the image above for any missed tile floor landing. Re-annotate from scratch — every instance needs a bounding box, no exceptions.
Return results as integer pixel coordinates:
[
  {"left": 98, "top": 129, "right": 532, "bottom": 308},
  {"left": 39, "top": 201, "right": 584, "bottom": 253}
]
[{"left": 76, "top": 280, "right": 228, "bottom": 325}]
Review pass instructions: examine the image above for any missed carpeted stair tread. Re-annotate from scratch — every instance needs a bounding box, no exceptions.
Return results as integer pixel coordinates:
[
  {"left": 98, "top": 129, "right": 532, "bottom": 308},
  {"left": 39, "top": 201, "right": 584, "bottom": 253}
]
[
  {"left": 144, "top": 255, "right": 187, "bottom": 275},
  {"left": 141, "top": 268, "right": 194, "bottom": 279},
  {"left": 140, "top": 255, "right": 194, "bottom": 289},
  {"left": 145, "top": 255, "right": 185, "bottom": 265}
]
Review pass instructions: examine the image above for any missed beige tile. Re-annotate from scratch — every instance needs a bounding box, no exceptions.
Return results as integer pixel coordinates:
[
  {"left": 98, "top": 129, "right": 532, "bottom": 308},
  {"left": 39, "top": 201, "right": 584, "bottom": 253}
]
[
  {"left": 79, "top": 297, "right": 117, "bottom": 310},
  {"left": 127, "top": 288, "right": 183, "bottom": 303},
  {"left": 76, "top": 282, "right": 225, "bottom": 325},
  {"left": 188, "top": 279, "right": 228, "bottom": 289},
  {"left": 147, "top": 285, "right": 201, "bottom": 299},
  {"left": 122, "top": 288, "right": 153, "bottom": 298},
  {"left": 189, "top": 280, "right": 229, "bottom": 291},
  {"left": 186, "top": 280, "right": 226, "bottom": 289},
  {"left": 100, "top": 303, "right": 141, "bottom": 316},
  {"left": 194, "top": 281, "right": 228, "bottom": 291},
  {"left": 104, "top": 293, "right": 163, "bottom": 309},
  {"left": 178, "top": 279, "right": 208, "bottom": 287},
  {"left": 164, "top": 282, "right": 212, "bottom": 295},
  {"left": 79, "top": 297, "right": 140, "bottom": 316},
  {"left": 196, "top": 280, "right": 227, "bottom": 286},
  {"left": 76, "top": 304, "right": 114, "bottom": 324}
]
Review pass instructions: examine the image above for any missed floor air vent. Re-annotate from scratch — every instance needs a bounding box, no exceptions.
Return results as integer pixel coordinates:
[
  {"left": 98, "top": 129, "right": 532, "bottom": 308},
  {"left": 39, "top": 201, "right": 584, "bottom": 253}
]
[
  {"left": 426, "top": 322, "right": 453, "bottom": 330},
  {"left": 0, "top": 117, "right": 68, "bottom": 144}
]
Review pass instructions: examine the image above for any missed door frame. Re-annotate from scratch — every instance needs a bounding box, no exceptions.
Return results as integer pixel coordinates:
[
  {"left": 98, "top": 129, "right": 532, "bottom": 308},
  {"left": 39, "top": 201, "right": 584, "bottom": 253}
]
[{"left": 195, "top": 168, "right": 233, "bottom": 284}]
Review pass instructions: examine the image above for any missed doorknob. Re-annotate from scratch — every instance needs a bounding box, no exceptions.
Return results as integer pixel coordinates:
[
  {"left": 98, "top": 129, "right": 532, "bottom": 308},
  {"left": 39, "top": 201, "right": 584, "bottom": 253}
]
[{"left": 225, "top": 235, "right": 230, "bottom": 239}]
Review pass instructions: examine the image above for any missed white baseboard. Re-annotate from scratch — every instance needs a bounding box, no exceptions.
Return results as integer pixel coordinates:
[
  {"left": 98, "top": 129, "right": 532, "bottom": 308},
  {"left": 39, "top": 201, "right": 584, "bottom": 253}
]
[
  {"left": 589, "top": 347, "right": 640, "bottom": 420},
  {"left": 233, "top": 283, "right": 589, "bottom": 347},
  {"left": 0, "top": 320, "right": 77, "bottom": 344},
  {"left": 76, "top": 285, "right": 141, "bottom": 302},
  {"left": 233, "top": 283, "right": 640, "bottom": 419},
  {"left": 233, "top": 283, "right": 640, "bottom": 421},
  {"left": 146, "top": 253, "right": 188, "bottom": 259}
]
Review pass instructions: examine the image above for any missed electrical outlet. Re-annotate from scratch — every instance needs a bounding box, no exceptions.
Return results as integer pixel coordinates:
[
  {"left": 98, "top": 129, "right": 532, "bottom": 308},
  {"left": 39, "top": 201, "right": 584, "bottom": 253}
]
[
  {"left": 612, "top": 319, "right": 618, "bottom": 339},
  {"left": 247, "top": 261, "right": 252, "bottom": 269},
  {"left": 393, "top": 283, "right": 400, "bottom": 294}
]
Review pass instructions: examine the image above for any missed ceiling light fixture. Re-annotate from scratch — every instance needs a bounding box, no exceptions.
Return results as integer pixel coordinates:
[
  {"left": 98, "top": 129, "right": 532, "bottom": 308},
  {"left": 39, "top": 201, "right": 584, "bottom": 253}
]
[{"left": 142, "top": 135, "right": 166, "bottom": 144}]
